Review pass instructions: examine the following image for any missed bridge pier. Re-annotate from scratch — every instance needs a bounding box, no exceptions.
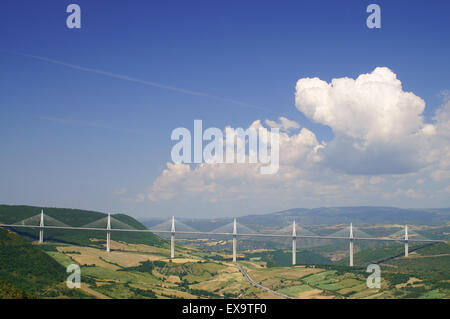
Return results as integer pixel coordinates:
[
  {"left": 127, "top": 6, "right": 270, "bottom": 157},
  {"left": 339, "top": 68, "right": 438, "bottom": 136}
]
[
  {"left": 233, "top": 218, "right": 237, "bottom": 262},
  {"left": 106, "top": 213, "right": 111, "bottom": 252},
  {"left": 349, "top": 223, "right": 354, "bottom": 267},
  {"left": 292, "top": 221, "right": 296, "bottom": 266},
  {"left": 404, "top": 225, "right": 408, "bottom": 257},
  {"left": 171, "top": 216, "right": 175, "bottom": 259},
  {"left": 39, "top": 209, "right": 44, "bottom": 244}
]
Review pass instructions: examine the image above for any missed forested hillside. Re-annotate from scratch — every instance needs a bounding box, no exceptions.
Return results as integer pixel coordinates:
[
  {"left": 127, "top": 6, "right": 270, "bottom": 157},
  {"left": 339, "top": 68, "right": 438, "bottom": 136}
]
[
  {"left": 0, "top": 228, "right": 65, "bottom": 293},
  {"left": 0, "top": 205, "right": 166, "bottom": 248}
]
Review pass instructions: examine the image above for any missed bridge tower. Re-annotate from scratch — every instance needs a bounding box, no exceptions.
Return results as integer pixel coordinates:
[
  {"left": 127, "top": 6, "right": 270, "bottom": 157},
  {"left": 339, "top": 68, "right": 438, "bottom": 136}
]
[
  {"left": 39, "top": 209, "right": 44, "bottom": 244},
  {"left": 292, "top": 221, "right": 296, "bottom": 265},
  {"left": 349, "top": 223, "right": 354, "bottom": 267},
  {"left": 106, "top": 213, "right": 111, "bottom": 252},
  {"left": 233, "top": 218, "right": 237, "bottom": 262},
  {"left": 404, "top": 225, "right": 409, "bottom": 257},
  {"left": 171, "top": 216, "right": 175, "bottom": 259}
]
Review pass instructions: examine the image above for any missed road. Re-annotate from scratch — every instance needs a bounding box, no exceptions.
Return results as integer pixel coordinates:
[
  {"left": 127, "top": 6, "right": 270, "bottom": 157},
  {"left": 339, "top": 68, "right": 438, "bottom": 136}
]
[{"left": 236, "top": 263, "right": 294, "bottom": 299}]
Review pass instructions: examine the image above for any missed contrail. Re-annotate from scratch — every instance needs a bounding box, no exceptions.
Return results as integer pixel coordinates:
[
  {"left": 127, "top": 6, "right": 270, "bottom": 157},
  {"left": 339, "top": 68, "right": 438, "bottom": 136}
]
[{"left": 12, "top": 51, "right": 277, "bottom": 114}]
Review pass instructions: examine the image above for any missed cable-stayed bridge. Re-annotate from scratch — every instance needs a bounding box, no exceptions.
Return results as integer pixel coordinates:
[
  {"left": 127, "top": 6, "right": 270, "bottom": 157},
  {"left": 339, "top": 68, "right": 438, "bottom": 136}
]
[{"left": 0, "top": 210, "right": 447, "bottom": 267}]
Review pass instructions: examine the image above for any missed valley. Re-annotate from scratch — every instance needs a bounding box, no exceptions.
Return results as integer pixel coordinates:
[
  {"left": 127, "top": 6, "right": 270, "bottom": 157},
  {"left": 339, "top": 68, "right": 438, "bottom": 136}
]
[{"left": 0, "top": 204, "right": 449, "bottom": 299}]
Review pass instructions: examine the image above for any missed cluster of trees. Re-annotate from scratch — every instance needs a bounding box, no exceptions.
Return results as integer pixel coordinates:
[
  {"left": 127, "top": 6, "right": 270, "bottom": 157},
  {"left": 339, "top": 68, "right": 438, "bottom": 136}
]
[
  {"left": 245, "top": 249, "right": 331, "bottom": 267},
  {"left": 128, "top": 287, "right": 157, "bottom": 299},
  {"left": 178, "top": 280, "right": 220, "bottom": 298},
  {"left": 0, "top": 281, "right": 32, "bottom": 299},
  {"left": 120, "top": 260, "right": 165, "bottom": 274}
]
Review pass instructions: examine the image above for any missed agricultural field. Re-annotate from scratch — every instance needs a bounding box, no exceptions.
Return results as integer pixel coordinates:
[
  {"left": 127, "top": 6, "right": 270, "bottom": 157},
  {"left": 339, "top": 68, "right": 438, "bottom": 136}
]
[
  {"left": 1, "top": 204, "right": 449, "bottom": 299},
  {"left": 37, "top": 236, "right": 450, "bottom": 299},
  {"left": 42, "top": 239, "right": 245, "bottom": 299}
]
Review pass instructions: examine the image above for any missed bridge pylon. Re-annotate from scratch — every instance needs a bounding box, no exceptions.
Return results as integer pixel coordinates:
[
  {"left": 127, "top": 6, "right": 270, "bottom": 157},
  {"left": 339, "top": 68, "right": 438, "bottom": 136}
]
[
  {"left": 292, "top": 221, "right": 296, "bottom": 266},
  {"left": 233, "top": 218, "right": 237, "bottom": 262},
  {"left": 171, "top": 216, "right": 175, "bottom": 259},
  {"left": 404, "top": 225, "right": 409, "bottom": 257},
  {"left": 39, "top": 209, "right": 44, "bottom": 244},
  {"left": 349, "top": 223, "right": 354, "bottom": 267},
  {"left": 106, "top": 213, "right": 111, "bottom": 252}
]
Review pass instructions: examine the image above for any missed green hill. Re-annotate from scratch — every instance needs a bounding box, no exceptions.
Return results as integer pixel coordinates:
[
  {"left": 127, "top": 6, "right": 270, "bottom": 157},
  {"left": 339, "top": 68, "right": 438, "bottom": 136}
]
[
  {"left": 0, "top": 228, "right": 96, "bottom": 298},
  {"left": 245, "top": 249, "right": 331, "bottom": 267},
  {"left": 334, "top": 244, "right": 401, "bottom": 266},
  {"left": 0, "top": 205, "right": 166, "bottom": 248},
  {"left": 0, "top": 228, "right": 66, "bottom": 293},
  {"left": 333, "top": 243, "right": 432, "bottom": 266},
  {"left": 414, "top": 242, "right": 450, "bottom": 255}
]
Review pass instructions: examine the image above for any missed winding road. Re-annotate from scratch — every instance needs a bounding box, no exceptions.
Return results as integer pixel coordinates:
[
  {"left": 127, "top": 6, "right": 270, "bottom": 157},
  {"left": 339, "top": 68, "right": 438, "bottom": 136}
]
[{"left": 236, "top": 263, "right": 294, "bottom": 299}]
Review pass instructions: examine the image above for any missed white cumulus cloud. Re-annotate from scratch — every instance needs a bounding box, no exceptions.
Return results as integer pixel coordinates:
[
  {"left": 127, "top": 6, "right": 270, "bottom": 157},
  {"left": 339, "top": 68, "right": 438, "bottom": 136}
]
[
  {"left": 143, "top": 68, "right": 450, "bottom": 209},
  {"left": 148, "top": 119, "right": 322, "bottom": 202},
  {"left": 295, "top": 67, "right": 428, "bottom": 174}
]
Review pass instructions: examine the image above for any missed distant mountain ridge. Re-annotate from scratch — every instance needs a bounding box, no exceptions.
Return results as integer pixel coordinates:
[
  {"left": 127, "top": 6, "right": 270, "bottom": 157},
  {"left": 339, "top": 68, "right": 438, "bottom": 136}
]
[
  {"left": 239, "top": 206, "right": 450, "bottom": 227},
  {"left": 142, "top": 206, "right": 450, "bottom": 232}
]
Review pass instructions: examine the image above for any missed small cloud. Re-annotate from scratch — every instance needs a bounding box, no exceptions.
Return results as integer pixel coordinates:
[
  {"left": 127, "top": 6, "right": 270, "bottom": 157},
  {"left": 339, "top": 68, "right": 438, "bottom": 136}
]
[
  {"left": 265, "top": 117, "right": 300, "bottom": 131},
  {"left": 395, "top": 188, "right": 424, "bottom": 198},
  {"left": 136, "top": 193, "right": 146, "bottom": 202},
  {"left": 416, "top": 178, "right": 426, "bottom": 184},
  {"left": 350, "top": 177, "right": 365, "bottom": 190},
  {"left": 431, "top": 170, "right": 450, "bottom": 181},
  {"left": 369, "top": 176, "right": 385, "bottom": 185},
  {"left": 420, "top": 124, "right": 437, "bottom": 136},
  {"left": 113, "top": 188, "right": 127, "bottom": 196},
  {"left": 439, "top": 90, "right": 449, "bottom": 100}
]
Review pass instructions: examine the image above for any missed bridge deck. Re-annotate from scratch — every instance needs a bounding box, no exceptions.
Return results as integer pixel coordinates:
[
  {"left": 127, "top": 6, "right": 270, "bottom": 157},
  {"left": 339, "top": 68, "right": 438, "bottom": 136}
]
[{"left": 0, "top": 224, "right": 446, "bottom": 243}]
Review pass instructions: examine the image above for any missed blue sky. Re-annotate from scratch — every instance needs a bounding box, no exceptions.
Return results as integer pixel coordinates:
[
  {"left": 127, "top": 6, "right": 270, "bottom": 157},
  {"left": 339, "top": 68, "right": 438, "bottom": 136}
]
[{"left": 0, "top": 0, "right": 449, "bottom": 219}]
